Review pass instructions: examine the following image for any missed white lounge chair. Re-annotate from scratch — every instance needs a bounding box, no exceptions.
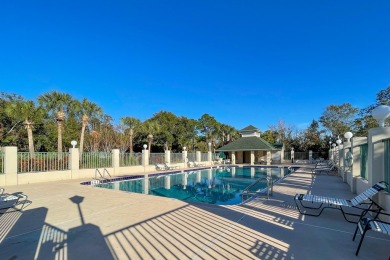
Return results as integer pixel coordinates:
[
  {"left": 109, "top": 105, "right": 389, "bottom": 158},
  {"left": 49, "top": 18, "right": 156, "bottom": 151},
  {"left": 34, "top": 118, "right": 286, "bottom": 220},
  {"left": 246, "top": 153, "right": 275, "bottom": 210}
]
[
  {"left": 0, "top": 192, "right": 30, "bottom": 213},
  {"left": 155, "top": 164, "right": 167, "bottom": 171},
  {"left": 194, "top": 161, "right": 205, "bottom": 167},
  {"left": 164, "top": 162, "right": 179, "bottom": 170},
  {"left": 294, "top": 181, "right": 388, "bottom": 223},
  {"left": 353, "top": 210, "right": 390, "bottom": 255}
]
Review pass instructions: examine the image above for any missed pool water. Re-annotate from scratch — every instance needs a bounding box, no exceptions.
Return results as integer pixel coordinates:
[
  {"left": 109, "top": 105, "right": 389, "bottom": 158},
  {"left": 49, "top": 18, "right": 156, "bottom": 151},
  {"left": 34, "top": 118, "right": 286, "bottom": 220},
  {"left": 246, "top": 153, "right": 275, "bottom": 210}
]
[{"left": 95, "top": 166, "right": 291, "bottom": 205}]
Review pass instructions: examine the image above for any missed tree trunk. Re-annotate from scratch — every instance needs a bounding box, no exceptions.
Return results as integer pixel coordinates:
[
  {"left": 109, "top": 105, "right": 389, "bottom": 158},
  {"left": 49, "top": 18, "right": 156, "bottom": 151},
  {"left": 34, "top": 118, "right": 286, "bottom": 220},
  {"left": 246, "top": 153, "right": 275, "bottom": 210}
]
[
  {"left": 56, "top": 110, "right": 65, "bottom": 154},
  {"left": 25, "top": 119, "right": 35, "bottom": 158},
  {"left": 79, "top": 115, "right": 88, "bottom": 160},
  {"left": 129, "top": 128, "right": 133, "bottom": 153},
  {"left": 57, "top": 120, "right": 63, "bottom": 153}
]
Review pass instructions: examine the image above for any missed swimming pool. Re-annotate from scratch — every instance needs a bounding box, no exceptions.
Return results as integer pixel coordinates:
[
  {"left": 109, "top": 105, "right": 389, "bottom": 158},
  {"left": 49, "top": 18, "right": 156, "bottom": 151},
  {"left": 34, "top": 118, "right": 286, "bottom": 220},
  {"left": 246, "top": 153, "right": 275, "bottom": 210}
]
[{"left": 92, "top": 166, "right": 292, "bottom": 205}]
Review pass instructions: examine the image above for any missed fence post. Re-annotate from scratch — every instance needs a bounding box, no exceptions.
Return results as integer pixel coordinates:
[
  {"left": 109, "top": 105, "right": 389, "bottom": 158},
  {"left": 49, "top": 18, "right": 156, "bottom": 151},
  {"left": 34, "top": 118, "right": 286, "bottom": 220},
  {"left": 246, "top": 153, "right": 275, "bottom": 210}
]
[
  {"left": 69, "top": 148, "right": 79, "bottom": 179},
  {"left": 291, "top": 149, "right": 295, "bottom": 163},
  {"left": 112, "top": 149, "right": 120, "bottom": 176},
  {"left": 182, "top": 150, "right": 187, "bottom": 168},
  {"left": 142, "top": 149, "right": 149, "bottom": 170},
  {"left": 3, "top": 146, "right": 18, "bottom": 186},
  {"left": 208, "top": 151, "right": 212, "bottom": 165},
  {"left": 309, "top": 150, "right": 313, "bottom": 163},
  {"left": 165, "top": 150, "right": 171, "bottom": 164},
  {"left": 196, "top": 151, "right": 201, "bottom": 163}
]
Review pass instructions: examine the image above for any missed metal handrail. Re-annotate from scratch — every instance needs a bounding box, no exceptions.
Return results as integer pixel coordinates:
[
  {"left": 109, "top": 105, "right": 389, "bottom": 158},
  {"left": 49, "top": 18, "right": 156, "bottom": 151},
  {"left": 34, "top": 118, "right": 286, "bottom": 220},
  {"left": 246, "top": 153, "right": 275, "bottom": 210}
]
[
  {"left": 94, "top": 168, "right": 112, "bottom": 182},
  {"left": 241, "top": 176, "right": 273, "bottom": 202}
]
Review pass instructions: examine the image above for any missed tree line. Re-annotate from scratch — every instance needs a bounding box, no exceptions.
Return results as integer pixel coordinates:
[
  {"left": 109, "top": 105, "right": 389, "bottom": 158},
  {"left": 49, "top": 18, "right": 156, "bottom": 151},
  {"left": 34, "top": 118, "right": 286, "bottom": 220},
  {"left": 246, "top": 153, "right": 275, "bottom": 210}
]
[{"left": 1, "top": 86, "right": 389, "bottom": 156}]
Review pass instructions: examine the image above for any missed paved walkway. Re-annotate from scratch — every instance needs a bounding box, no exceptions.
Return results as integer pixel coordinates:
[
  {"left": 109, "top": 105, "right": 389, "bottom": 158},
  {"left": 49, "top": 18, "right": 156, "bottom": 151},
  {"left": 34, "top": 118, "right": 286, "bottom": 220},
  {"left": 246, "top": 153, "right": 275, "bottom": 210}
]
[{"left": 1, "top": 166, "right": 389, "bottom": 259}]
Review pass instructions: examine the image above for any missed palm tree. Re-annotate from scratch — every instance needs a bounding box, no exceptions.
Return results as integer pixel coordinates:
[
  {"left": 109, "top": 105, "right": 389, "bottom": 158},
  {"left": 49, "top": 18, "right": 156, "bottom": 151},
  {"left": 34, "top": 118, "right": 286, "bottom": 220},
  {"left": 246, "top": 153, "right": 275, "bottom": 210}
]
[
  {"left": 38, "top": 91, "right": 74, "bottom": 153},
  {"left": 6, "top": 100, "right": 44, "bottom": 156},
  {"left": 75, "top": 98, "right": 102, "bottom": 159},
  {"left": 120, "top": 117, "right": 141, "bottom": 153}
]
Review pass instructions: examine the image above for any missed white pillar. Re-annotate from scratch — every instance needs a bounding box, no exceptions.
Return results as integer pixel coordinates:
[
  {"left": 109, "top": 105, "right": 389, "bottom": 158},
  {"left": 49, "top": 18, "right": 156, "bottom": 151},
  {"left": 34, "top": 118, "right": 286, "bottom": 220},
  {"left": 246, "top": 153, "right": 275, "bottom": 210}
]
[
  {"left": 182, "top": 150, "right": 188, "bottom": 168},
  {"left": 112, "top": 149, "right": 120, "bottom": 176},
  {"left": 142, "top": 149, "right": 149, "bottom": 168},
  {"left": 351, "top": 137, "right": 367, "bottom": 193},
  {"left": 3, "top": 146, "right": 18, "bottom": 186},
  {"left": 309, "top": 150, "right": 313, "bottom": 163},
  {"left": 165, "top": 150, "right": 171, "bottom": 163},
  {"left": 250, "top": 151, "right": 255, "bottom": 165},
  {"left": 266, "top": 151, "right": 271, "bottom": 165},
  {"left": 196, "top": 151, "right": 201, "bottom": 163},
  {"left": 208, "top": 151, "right": 212, "bottom": 164},
  {"left": 291, "top": 150, "right": 295, "bottom": 163},
  {"left": 368, "top": 127, "right": 390, "bottom": 187},
  {"left": 231, "top": 152, "right": 236, "bottom": 164},
  {"left": 69, "top": 148, "right": 79, "bottom": 179}
]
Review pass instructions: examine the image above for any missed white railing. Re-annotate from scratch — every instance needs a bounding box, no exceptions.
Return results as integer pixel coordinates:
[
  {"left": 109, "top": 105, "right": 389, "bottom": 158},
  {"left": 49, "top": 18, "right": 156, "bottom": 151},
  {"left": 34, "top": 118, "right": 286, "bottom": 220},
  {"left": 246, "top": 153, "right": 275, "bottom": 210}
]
[
  {"left": 149, "top": 153, "right": 165, "bottom": 165},
  {"left": 81, "top": 152, "right": 112, "bottom": 169},
  {"left": 171, "top": 153, "right": 183, "bottom": 163},
  {"left": 18, "top": 152, "right": 69, "bottom": 173},
  {"left": 120, "top": 153, "right": 142, "bottom": 166},
  {"left": 201, "top": 153, "right": 208, "bottom": 162}
]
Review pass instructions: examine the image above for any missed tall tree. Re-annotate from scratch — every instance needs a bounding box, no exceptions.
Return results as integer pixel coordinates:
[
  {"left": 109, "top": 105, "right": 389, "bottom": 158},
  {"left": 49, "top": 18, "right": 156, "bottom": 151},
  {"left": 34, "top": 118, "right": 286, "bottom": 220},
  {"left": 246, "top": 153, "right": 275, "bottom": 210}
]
[
  {"left": 197, "top": 114, "right": 218, "bottom": 143},
  {"left": 38, "top": 91, "right": 74, "bottom": 153},
  {"left": 120, "top": 116, "right": 142, "bottom": 153},
  {"left": 319, "top": 103, "right": 358, "bottom": 137},
  {"left": 75, "top": 98, "right": 103, "bottom": 159},
  {"left": 5, "top": 100, "right": 44, "bottom": 156}
]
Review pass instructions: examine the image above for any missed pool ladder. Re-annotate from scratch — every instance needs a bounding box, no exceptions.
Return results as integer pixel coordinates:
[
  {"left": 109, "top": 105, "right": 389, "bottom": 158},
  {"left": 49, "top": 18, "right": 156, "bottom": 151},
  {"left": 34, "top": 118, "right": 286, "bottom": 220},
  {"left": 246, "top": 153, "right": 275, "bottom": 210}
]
[
  {"left": 241, "top": 176, "right": 273, "bottom": 202},
  {"left": 93, "top": 168, "right": 112, "bottom": 184}
]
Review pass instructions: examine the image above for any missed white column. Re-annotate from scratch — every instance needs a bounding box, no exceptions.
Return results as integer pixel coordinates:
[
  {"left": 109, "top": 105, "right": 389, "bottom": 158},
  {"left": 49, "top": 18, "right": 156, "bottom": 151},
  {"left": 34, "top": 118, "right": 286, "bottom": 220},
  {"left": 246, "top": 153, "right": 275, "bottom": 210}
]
[
  {"left": 231, "top": 152, "right": 236, "bottom": 164},
  {"left": 142, "top": 149, "right": 149, "bottom": 168},
  {"left": 69, "top": 148, "right": 79, "bottom": 179},
  {"left": 368, "top": 127, "right": 390, "bottom": 187},
  {"left": 196, "top": 151, "right": 201, "bottom": 163},
  {"left": 266, "top": 151, "right": 271, "bottom": 165},
  {"left": 3, "top": 146, "right": 18, "bottom": 185},
  {"left": 250, "top": 151, "right": 255, "bottom": 165},
  {"left": 112, "top": 149, "right": 120, "bottom": 176},
  {"left": 165, "top": 150, "right": 171, "bottom": 163},
  {"left": 309, "top": 150, "right": 313, "bottom": 163},
  {"left": 208, "top": 151, "right": 212, "bottom": 164},
  {"left": 291, "top": 150, "right": 295, "bottom": 163},
  {"left": 182, "top": 150, "right": 188, "bottom": 168}
]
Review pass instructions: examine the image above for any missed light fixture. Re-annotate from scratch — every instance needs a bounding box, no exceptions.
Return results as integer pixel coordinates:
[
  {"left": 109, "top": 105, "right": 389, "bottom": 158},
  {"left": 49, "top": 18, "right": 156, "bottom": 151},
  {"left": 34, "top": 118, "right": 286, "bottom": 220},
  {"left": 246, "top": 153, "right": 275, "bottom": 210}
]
[
  {"left": 183, "top": 146, "right": 187, "bottom": 151},
  {"left": 332, "top": 143, "right": 336, "bottom": 148},
  {"left": 291, "top": 147, "right": 294, "bottom": 151},
  {"left": 336, "top": 137, "right": 342, "bottom": 146},
  {"left": 143, "top": 144, "right": 147, "bottom": 150},
  {"left": 344, "top": 132, "right": 353, "bottom": 142},
  {"left": 71, "top": 140, "right": 77, "bottom": 148},
  {"left": 372, "top": 104, "right": 390, "bottom": 127}
]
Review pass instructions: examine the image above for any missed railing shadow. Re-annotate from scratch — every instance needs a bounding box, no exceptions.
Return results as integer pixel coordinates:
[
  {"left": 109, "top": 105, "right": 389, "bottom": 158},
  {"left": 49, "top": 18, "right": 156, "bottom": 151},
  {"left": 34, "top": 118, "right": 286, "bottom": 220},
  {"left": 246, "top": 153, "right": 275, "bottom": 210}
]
[{"left": 0, "top": 196, "right": 114, "bottom": 259}]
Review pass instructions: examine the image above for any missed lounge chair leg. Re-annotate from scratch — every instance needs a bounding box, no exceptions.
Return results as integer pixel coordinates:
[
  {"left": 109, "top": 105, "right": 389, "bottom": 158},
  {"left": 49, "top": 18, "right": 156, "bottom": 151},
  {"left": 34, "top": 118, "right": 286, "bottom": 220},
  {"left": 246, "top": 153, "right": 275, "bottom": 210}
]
[{"left": 355, "top": 228, "right": 369, "bottom": 256}]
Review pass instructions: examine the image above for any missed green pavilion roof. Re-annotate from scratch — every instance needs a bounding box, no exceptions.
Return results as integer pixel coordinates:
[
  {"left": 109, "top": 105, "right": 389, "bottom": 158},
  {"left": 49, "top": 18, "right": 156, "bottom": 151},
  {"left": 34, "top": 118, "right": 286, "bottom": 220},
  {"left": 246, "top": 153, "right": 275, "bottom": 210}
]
[
  {"left": 239, "top": 125, "right": 259, "bottom": 133},
  {"left": 216, "top": 136, "right": 279, "bottom": 151}
]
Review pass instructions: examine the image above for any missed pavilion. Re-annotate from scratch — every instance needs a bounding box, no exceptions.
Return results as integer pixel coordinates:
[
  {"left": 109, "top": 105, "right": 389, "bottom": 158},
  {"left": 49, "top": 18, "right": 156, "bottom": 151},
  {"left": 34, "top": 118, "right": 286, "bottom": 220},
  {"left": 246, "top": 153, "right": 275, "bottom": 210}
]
[{"left": 216, "top": 125, "right": 284, "bottom": 165}]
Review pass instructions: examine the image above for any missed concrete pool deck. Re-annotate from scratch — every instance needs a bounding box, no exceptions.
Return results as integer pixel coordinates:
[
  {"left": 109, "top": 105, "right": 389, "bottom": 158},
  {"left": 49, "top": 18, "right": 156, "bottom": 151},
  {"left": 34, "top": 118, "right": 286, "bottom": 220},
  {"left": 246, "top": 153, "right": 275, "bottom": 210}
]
[{"left": 1, "top": 165, "right": 389, "bottom": 259}]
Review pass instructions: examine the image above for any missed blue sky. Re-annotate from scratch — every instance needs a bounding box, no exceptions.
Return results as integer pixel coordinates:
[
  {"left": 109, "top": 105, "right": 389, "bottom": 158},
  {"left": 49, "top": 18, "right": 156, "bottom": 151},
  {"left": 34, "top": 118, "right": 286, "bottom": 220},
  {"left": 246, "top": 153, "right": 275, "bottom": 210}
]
[{"left": 1, "top": 1, "right": 389, "bottom": 131}]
